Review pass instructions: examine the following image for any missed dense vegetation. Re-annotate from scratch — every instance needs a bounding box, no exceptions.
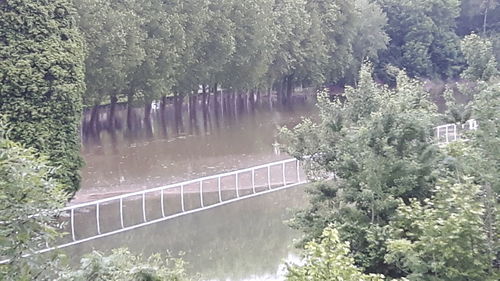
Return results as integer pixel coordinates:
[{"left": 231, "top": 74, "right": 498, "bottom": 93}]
[
  {"left": 0, "top": 127, "right": 194, "bottom": 280},
  {"left": 0, "top": 0, "right": 86, "bottom": 194},
  {"left": 281, "top": 46, "right": 499, "bottom": 280}
]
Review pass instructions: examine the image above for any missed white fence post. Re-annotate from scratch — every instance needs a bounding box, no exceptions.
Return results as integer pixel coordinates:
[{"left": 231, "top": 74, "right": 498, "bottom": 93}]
[
  {"left": 119, "top": 198, "right": 124, "bottom": 228},
  {"left": 71, "top": 209, "right": 75, "bottom": 241},
  {"left": 142, "top": 192, "right": 147, "bottom": 222},
  {"left": 96, "top": 203, "right": 101, "bottom": 235},
  {"left": 199, "top": 181, "right": 204, "bottom": 207}
]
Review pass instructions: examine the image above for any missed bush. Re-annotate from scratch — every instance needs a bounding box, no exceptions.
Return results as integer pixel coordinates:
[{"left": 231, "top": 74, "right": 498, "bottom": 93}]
[{"left": 0, "top": 0, "right": 86, "bottom": 194}]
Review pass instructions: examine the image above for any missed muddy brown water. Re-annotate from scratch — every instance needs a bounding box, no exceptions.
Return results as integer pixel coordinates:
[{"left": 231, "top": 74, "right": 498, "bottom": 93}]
[{"left": 66, "top": 96, "right": 316, "bottom": 280}]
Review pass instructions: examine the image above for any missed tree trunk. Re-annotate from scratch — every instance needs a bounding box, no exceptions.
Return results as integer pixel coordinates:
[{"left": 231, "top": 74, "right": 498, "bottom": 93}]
[
  {"left": 144, "top": 102, "right": 153, "bottom": 137},
  {"left": 202, "top": 85, "right": 207, "bottom": 107},
  {"left": 108, "top": 95, "right": 117, "bottom": 130},
  {"left": 89, "top": 104, "right": 99, "bottom": 133},
  {"left": 126, "top": 94, "right": 134, "bottom": 131},
  {"left": 483, "top": 5, "right": 489, "bottom": 35},
  {"left": 160, "top": 96, "right": 168, "bottom": 136},
  {"left": 174, "top": 93, "right": 184, "bottom": 134},
  {"left": 144, "top": 102, "right": 152, "bottom": 124},
  {"left": 286, "top": 74, "right": 294, "bottom": 104}
]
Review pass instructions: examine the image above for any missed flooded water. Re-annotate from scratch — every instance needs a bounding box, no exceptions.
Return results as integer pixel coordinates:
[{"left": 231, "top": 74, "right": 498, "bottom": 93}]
[
  {"left": 69, "top": 93, "right": 317, "bottom": 280},
  {"left": 64, "top": 185, "right": 308, "bottom": 281},
  {"left": 77, "top": 94, "right": 316, "bottom": 202}
]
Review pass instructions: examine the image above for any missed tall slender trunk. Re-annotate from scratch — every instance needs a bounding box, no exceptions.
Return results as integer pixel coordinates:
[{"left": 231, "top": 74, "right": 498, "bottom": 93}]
[
  {"left": 286, "top": 74, "right": 294, "bottom": 103},
  {"left": 108, "top": 95, "right": 117, "bottom": 130},
  {"left": 174, "top": 93, "right": 184, "bottom": 134},
  {"left": 202, "top": 85, "right": 207, "bottom": 107},
  {"left": 483, "top": 6, "right": 488, "bottom": 35},
  {"left": 127, "top": 94, "right": 134, "bottom": 131},
  {"left": 160, "top": 96, "right": 168, "bottom": 136},
  {"left": 89, "top": 104, "right": 99, "bottom": 133},
  {"left": 144, "top": 101, "right": 153, "bottom": 137},
  {"left": 144, "top": 102, "right": 152, "bottom": 124}
]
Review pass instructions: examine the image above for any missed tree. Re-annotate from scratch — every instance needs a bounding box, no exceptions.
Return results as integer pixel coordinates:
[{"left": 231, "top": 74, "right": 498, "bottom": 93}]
[
  {"left": 376, "top": 0, "right": 463, "bottom": 79},
  {"left": 461, "top": 33, "right": 499, "bottom": 81},
  {"left": 129, "top": 0, "right": 183, "bottom": 126},
  {"left": 281, "top": 64, "right": 440, "bottom": 276},
  {"left": 386, "top": 178, "right": 498, "bottom": 281},
  {"left": 286, "top": 227, "right": 385, "bottom": 281},
  {"left": 346, "top": 0, "right": 389, "bottom": 84},
  {"left": 0, "top": 0, "right": 86, "bottom": 193},
  {"left": 0, "top": 126, "right": 67, "bottom": 281},
  {"left": 222, "top": 0, "right": 274, "bottom": 91},
  {"left": 456, "top": 0, "right": 500, "bottom": 36},
  {"left": 74, "top": 0, "right": 145, "bottom": 129},
  {"left": 57, "top": 249, "right": 195, "bottom": 281},
  {"left": 268, "top": 0, "right": 312, "bottom": 103}
]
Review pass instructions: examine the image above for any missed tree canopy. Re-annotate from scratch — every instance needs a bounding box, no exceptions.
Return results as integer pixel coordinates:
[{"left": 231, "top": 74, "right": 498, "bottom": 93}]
[{"left": 0, "top": 0, "right": 86, "bottom": 193}]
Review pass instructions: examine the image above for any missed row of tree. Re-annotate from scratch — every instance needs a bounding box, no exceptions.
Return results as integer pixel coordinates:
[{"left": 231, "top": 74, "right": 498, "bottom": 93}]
[
  {"left": 1, "top": 0, "right": 499, "bottom": 193},
  {"left": 74, "top": 0, "right": 388, "bottom": 128}
]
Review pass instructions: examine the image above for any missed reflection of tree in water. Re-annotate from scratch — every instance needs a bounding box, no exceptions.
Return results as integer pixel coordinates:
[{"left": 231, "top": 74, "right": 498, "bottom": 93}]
[
  {"left": 81, "top": 92, "right": 312, "bottom": 149},
  {"left": 63, "top": 186, "right": 308, "bottom": 281}
]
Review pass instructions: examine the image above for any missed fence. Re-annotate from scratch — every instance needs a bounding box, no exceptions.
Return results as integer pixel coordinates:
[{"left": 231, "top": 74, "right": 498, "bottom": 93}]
[
  {"left": 34, "top": 158, "right": 307, "bottom": 253},
  {"left": 435, "top": 119, "right": 478, "bottom": 144}
]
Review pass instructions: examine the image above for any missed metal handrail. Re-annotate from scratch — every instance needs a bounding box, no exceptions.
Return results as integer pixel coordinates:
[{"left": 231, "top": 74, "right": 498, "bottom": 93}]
[
  {"left": 64, "top": 158, "right": 298, "bottom": 211},
  {"left": 61, "top": 157, "right": 304, "bottom": 247}
]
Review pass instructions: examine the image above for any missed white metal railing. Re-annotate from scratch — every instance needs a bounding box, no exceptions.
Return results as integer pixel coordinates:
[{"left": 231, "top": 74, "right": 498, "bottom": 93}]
[
  {"left": 435, "top": 119, "right": 478, "bottom": 144},
  {"left": 38, "top": 158, "right": 307, "bottom": 252}
]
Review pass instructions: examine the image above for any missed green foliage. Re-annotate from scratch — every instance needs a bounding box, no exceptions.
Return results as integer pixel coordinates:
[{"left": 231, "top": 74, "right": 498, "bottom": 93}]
[
  {"left": 282, "top": 64, "right": 440, "bottom": 276},
  {"left": 0, "top": 126, "right": 67, "bottom": 281},
  {"left": 376, "top": 0, "right": 463, "bottom": 79},
  {"left": 386, "top": 178, "right": 498, "bottom": 280},
  {"left": 286, "top": 227, "right": 386, "bottom": 281},
  {"left": 223, "top": 0, "right": 274, "bottom": 90},
  {"left": 57, "top": 248, "right": 196, "bottom": 281},
  {"left": 0, "top": 125, "right": 196, "bottom": 280},
  {"left": 74, "top": 0, "right": 146, "bottom": 105},
  {"left": 0, "top": 0, "right": 85, "bottom": 193},
  {"left": 461, "top": 33, "right": 499, "bottom": 81},
  {"left": 347, "top": 0, "right": 389, "bottom": 83}
]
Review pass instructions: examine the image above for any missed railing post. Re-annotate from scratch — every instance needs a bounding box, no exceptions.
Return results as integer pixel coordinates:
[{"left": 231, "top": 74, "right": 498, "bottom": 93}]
[
  {"left": 296, "top": 160, "right": 300, "bottom": 183},
  {"left": 453, "top": 124, "right": 457, "bottom": 141},
  {"left": 218, "top": 176, "right": 222, "bottom": 203},
  {"left": 180, "top": 185, "right": 185, "bottom": 212},
  {"left": 142, "top": 192, "right": 147, "bottom": 222},
  {"left": 96, "top": 203, "right": 101, "bottom": 235},
  {"left": 119, "top": 198, "right": 124, "bottom": 228},
  {"left": 282, "top": 162, "right": 286, "bottom": 186},
  {"left": 437, "top": 127, "right": 440, "bottom": 143},
  {"left": 445, "top": 126, "right": 449, "bottom": 143},
  {"left": 235, "top": 173, "right": 239, "bottom": 198},
  {"left": 252, "top": 168, "right": 256, "bottom": 193},
  {"left": 268, "top": 165, "right": 271, "bottom": 189},
  {"left": 160, "top": 189, "right": 165, "bottom": 218},
  {"left": 200, "top": 180, "right": 204, "bottom": 207},
  {"left": 71, "top": 209, "right": 75, "bottom": 241}
]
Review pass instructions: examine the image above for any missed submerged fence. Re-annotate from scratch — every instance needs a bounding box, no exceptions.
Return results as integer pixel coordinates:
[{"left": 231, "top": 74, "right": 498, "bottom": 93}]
[{"left": 34, "top": 158, "right": 307, "bottom": 253}]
